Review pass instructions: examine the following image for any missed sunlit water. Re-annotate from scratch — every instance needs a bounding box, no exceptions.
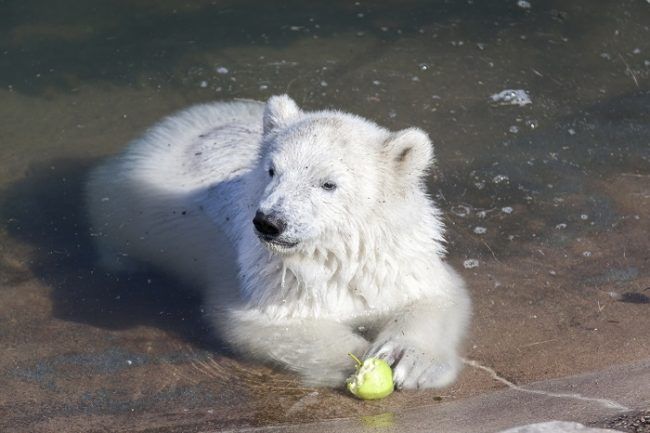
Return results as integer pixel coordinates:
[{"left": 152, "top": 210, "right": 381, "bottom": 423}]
[{"left": 1, "top": 0, "right": 648, "bottom": 431}]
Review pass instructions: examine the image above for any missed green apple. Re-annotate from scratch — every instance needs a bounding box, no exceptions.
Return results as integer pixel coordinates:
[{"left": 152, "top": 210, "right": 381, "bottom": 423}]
[{"left": 346, "top": 353, "right": 394, "bottom": 400}]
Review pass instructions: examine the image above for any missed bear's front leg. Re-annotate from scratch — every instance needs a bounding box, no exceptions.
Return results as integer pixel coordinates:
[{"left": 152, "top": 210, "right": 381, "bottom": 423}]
[
  {"left": 218, "top": 309, "right": 370, "bottom": 387},
  {"left": 366, "top": 296, "right": 471, "bottom": 390}
]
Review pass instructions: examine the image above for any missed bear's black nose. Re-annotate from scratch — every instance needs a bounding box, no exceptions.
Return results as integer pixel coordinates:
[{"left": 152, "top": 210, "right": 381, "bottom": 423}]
[{"left": 253, "top": 210, "right": 286, "bottom": 238}]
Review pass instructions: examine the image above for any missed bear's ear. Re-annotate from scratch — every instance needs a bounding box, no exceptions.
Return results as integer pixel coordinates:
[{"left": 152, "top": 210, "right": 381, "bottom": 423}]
[
  {"left": 263, "top": 94, "right": 301, "bottom": 135},
  {"left": 384, "top": 127, "right": 434, "bottom": 181}
]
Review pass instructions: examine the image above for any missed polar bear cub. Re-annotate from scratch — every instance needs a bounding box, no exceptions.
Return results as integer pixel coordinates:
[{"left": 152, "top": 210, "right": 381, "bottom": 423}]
[{"left": 86, "top": 95, "right": 471, "bottom": 389}]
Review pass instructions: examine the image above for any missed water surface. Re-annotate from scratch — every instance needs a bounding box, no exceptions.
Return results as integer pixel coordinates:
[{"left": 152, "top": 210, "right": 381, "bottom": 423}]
[{"left": 0, "top": 0, "right": 648, "bottom": 431}]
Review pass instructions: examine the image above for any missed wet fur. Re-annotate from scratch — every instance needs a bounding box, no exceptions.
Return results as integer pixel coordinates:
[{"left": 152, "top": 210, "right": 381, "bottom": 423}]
[{"left": 86, "top": 96, "right": 471, "bottom": 389}]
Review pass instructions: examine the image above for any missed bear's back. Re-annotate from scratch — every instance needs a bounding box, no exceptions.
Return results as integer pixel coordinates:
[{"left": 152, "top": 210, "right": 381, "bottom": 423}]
[{"left": 127, "top": 100, "right": 265, "bottom": 193}]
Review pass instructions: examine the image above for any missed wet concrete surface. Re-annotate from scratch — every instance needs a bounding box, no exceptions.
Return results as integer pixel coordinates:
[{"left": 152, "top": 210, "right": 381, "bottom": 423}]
[
  {"left": 0, "top": 0, "right": 649, "bottom": 432},
  {"left": 221, "top": 360, "right": 650, "bottom": 433}
]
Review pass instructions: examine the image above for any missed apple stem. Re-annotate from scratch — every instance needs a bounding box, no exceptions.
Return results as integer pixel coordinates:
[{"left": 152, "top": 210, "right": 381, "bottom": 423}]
[{"left": 348, "top": 353, "right": 363, "bottom": 367}]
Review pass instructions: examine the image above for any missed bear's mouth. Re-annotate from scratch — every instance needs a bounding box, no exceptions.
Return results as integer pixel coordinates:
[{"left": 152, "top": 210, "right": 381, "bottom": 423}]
[{"left": 257, "top": 235, "right": 299, "bottom": 253}]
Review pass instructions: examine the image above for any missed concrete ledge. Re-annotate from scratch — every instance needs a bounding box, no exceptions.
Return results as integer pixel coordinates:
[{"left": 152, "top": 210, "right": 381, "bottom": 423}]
[{"left": 225, "top": 359, "right": 649, "bottom": 433}]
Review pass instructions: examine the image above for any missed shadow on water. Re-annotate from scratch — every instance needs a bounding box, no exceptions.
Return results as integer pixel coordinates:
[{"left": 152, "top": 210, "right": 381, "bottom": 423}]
[
  {"left": 1, "top": 0, "right": 576, "bottom": 95},
  {"left": 0, "top": 157, "right": 227, "bottom": 352}
]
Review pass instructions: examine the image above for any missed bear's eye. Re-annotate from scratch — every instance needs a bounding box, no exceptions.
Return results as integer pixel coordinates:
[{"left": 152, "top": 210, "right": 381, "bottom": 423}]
[
  {"left": 322, "top": 181, "right": 337, "bottom": 191},
  {"left": 268, "top": 167, "right": 275, "bottom": 177}
]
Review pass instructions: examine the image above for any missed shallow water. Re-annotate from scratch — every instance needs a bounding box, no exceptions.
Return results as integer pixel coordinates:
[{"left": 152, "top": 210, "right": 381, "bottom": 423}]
[{"left": 1, "top": 0, "right": 649, "bottom": 432}]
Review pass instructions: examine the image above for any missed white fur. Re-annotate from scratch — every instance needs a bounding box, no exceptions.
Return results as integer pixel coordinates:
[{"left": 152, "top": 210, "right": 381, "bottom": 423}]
[{"left": 86, "top": 95, "right": 471, "bottom": 389}]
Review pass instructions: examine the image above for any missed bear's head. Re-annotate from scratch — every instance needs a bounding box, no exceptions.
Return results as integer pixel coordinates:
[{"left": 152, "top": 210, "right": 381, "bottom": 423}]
[{"left": 251, "top": 95, "right": 435, "bottom": 255}]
